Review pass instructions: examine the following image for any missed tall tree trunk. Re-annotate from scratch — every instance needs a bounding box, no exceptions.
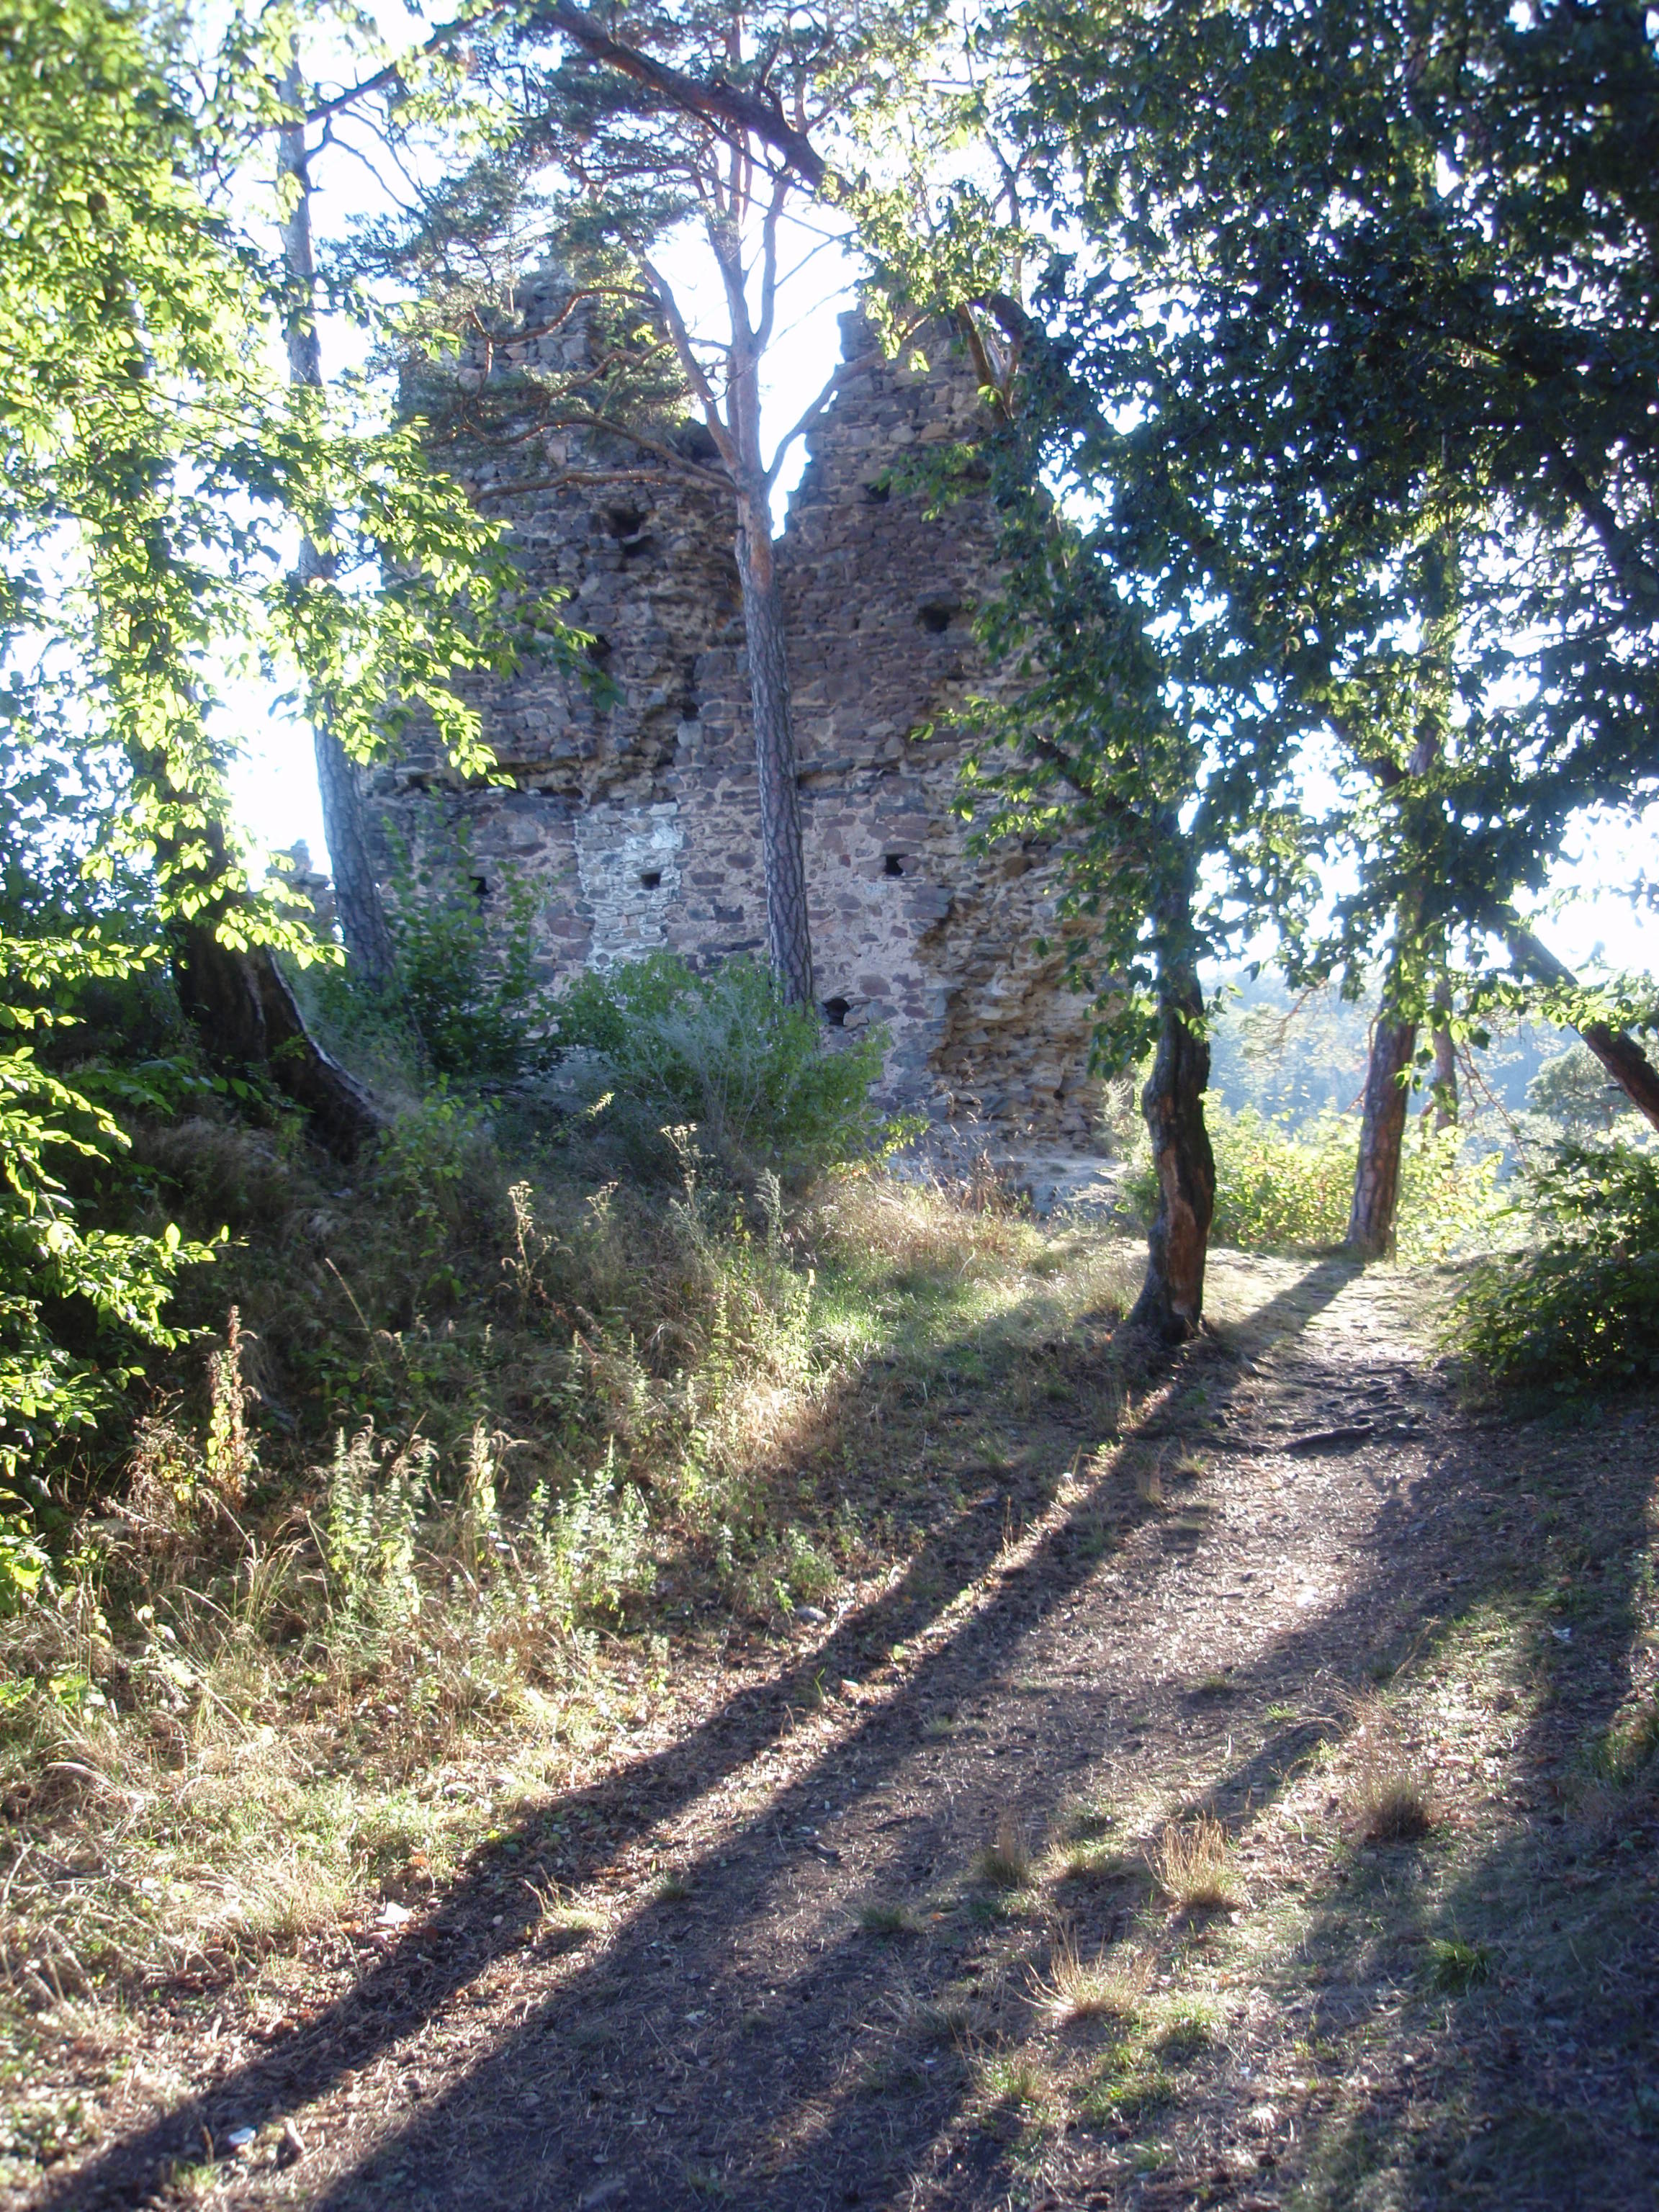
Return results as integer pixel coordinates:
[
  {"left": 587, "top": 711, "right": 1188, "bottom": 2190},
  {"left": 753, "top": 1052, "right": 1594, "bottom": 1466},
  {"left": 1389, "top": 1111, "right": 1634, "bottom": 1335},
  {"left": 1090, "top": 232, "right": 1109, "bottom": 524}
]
[
  {"left": 278, "top": 66, "right": 397, "bottom": 986},
  {"left": 734, "top": 483, "right": 813, "bottom": 1007},
  {"left": 1429, "top": 958, "right": 1457, "bottom": 1129},
  {"left": 1129, "top": 898, "right": 1215, "bottom": 1341},
  {"left": 1348, "top": 988, "right": 1416, "bottom": 1257},
  {"left": 1503, "top": 921, "right": 1659, "bottom": 1135}
]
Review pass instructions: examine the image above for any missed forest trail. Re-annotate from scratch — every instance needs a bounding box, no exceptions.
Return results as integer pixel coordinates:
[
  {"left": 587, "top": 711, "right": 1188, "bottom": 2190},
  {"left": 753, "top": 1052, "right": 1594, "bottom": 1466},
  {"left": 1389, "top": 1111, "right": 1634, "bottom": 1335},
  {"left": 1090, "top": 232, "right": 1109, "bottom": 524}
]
[{"left": 27, "top": 1252, "right": 1659, "bottom": 2212}]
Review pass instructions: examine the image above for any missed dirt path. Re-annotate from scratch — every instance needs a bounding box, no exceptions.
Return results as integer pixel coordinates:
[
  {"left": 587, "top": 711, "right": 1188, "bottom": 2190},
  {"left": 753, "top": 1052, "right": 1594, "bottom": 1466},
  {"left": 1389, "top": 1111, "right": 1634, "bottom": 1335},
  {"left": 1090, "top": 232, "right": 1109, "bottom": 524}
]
[{"left": 27, "top": 1253, "right": 1659, "bottom": 2211}]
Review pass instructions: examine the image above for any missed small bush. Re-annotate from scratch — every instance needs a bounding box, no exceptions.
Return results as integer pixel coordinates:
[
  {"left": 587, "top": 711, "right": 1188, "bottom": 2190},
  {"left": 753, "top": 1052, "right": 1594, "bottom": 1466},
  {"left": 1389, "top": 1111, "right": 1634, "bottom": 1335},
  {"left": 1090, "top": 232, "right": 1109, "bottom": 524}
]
[
  {"left": 1452, "top": 1141, "right": 1659, "bottom": 1387},
  {"left": 315, "top": 809, "right": 551, "bottom": 1085},
  {"left": 552, "top": 952, "right": 891, "bottom": 1180}
]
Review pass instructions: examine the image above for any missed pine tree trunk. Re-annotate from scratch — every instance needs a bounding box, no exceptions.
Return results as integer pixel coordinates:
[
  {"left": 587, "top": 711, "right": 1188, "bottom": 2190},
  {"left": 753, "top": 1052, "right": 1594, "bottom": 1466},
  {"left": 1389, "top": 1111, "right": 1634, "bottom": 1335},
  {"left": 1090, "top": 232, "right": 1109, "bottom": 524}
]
[
  {"left": 1347, "top": 1002, "right": 1416, "bottom": 1256},
  {"left": 1129, "top": 966, "right": 1215, "bottom": 1341},
  {"left": 734, "top": 490, "right": 813, "bottom": 1007},
  {"left": 279, "top": 71, "right": 396, "bottom": 986}
]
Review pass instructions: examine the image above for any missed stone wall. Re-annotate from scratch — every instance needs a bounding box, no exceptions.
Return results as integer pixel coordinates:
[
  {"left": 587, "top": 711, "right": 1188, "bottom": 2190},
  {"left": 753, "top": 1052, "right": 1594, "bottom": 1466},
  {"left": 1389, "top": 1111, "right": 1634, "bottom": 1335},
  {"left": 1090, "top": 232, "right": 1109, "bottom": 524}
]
[{"left": 372, "top": 297, "right": 1101, "bottom": 1142}]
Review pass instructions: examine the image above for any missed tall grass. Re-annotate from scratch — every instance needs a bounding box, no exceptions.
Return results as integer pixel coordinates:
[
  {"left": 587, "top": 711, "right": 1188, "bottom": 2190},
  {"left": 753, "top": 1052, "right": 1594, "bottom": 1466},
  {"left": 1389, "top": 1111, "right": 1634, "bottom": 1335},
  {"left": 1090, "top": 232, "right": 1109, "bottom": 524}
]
[{"left": 0, "top": 1118, "right": 1139, "bottom": 2013}]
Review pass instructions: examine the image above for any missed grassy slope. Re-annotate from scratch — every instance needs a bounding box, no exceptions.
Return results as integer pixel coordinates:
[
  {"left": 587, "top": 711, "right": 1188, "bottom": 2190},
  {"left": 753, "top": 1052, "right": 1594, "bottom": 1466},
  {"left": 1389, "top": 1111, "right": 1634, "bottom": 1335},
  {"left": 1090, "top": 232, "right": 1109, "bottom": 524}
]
[{"left": 1, "top": 1131, "right": 1655, "bottom": 2209}]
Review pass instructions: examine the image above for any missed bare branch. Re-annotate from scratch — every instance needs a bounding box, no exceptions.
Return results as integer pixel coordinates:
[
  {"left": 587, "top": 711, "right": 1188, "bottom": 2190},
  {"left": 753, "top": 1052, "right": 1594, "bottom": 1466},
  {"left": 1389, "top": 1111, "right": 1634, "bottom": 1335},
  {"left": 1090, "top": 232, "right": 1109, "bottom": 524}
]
[
  {"left": 639, "top": 256, "right": 737, "bottom": 465},
  {"left": 762, "top": 332, "right": 922, "bottom": 490}
]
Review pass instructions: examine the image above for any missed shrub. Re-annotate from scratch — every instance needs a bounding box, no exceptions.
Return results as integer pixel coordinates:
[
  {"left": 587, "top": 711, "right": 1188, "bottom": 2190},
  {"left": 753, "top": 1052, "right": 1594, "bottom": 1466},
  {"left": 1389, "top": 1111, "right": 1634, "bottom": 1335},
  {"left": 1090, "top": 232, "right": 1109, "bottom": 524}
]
[
  {"left": 342, "top": 809, "right": 550, "bottom": 1084},
  {"left": 1, "top": 936, "right": 216, "bottom": 1600},
  {"left": 1452, "top": 1140, "right": 1659, "bottom": 1388},
  {"left": 1121, "top": 1102, "right": 1501, "bottom": 1259},
  {"left": 552, "top": 952, "right": 892, "bottom": 1179}
]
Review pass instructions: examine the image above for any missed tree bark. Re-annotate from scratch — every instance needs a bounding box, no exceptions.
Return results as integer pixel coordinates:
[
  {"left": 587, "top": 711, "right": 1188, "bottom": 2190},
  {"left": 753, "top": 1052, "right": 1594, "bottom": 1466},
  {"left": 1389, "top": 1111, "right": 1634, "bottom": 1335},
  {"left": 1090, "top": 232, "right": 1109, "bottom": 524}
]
[
  {"left": 1431, "top": 1020, "right": 1457, "bottom": 1130},
  {"left": 278, "top": 67, "right": 397, "bottom": 986},
  {"left": 734, "top": 493, "right": 813, "bottom": 1007},
  {"left": 173, "top": 927, "right": 382, "bottom": 1159},
  {"left": 1347, "top": 995, "right": 1416, "bottom": 1257},
  {"left": 1503, "top": 922, "right": 1659, "bottom": 1136},
  {"left": 1129, "top": 961, "right": 1215, "bottom": 1341}
]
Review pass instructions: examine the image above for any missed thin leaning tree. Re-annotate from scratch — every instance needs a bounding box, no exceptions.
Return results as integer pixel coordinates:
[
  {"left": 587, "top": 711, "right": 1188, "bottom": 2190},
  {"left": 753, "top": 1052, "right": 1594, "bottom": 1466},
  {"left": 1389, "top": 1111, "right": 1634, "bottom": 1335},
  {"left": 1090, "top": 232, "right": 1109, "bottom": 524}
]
[{"left": 336, "top": 0, "right": 940, "bottom": 1008}]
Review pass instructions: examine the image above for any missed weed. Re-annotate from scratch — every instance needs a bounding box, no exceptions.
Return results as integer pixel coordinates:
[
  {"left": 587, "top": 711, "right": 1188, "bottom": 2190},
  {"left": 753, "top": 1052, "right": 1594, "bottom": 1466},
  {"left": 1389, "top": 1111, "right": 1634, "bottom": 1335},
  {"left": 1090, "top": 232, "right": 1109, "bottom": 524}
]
[
  {"left": 857, "top": 1899, "right": 923, "bottom": 1937},
  {"left": 1031, "top": 1929, "right": 1150, "bottom": 2024},
  {"left": 1153, "top": 2004, "right": 1217, "bottom": 2063},
  {"left": 1079, "top": 2041, "right": 1176, "bottom": 2126},
  {"left": 1348, "top": 1696, "right": 1437, "bottom": 1842},
  {"left": 1429, "top": 1937, "right": 1492, "bottom": 1992},
  {"left": 1601, "top": 1691, "right": 1659, "bottom": 1782},
  {"left": 1147, "top": 1815, "right": 1240, "bottom": 1910},
  {"left": 974, "top": 1812, "right": 1035, "bottom": 1891},
  {"left": 525, "top": 1879, "right": 606, "bottom": 1946}
]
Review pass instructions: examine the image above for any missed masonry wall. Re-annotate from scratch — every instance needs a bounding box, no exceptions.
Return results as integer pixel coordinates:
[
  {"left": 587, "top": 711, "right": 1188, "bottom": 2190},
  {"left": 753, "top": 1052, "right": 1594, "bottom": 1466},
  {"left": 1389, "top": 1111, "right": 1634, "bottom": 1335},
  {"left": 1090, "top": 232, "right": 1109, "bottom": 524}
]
[{"left": 372, "top": 300, "right": 1100, "bottom": 1142}]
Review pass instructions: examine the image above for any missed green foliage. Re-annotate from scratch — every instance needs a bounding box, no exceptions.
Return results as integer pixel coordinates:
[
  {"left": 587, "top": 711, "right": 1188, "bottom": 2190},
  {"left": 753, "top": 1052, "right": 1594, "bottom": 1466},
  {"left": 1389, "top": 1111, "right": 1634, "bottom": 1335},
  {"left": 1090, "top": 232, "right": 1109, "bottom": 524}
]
[
  {"left": 320, "top": 1427, "right": 433, "bottom": 1631},
  {"left": 995, "top": 0, "right": 1659, "bottom": 1017},
  {"left": 553, "top": 953, "right": 894, "bottom": 1179},
  {"left": 381, "top": 816, "right": 550, "bottom": 1083},
  {"left": 1453, "top": 1141, "right": 1659, "bottom": 1389},
  {"left": 1527, "top": 1046, "right": 1635, "bottom": 1136},
  {"left": 0, "top": 935, "right": 215, "bottom": 1602},
  {"left": 0, "top": 0, "right": 573, "bottom": 988},
  {"left": 1123, "top": 1103, "right": 1501, "bottom": 1260},
  {"left": 369, "top": 1089, "right": 493, "bottom": 1282}
]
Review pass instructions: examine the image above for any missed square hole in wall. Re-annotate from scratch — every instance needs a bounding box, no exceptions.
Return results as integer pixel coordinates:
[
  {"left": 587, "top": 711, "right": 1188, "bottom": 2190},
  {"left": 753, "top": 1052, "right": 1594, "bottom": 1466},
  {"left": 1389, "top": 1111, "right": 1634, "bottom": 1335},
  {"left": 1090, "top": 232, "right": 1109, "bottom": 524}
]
[
  {"left": 822, "top": 996, "right": 850, "bottom": 1028},
  {"left": 639, "top": 871, "right": 662, "bottom": 891},
  {"left": 883, "top": 853, "right": 905, "bottom": 878}
]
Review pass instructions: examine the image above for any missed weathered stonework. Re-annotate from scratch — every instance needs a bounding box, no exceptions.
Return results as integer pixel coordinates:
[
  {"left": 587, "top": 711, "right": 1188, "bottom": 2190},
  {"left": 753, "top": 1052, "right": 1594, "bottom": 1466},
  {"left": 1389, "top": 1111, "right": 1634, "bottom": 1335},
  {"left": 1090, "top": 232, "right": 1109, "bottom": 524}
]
[{"left": 373, "top": 298, "right": 1100, "bottom": 1141}]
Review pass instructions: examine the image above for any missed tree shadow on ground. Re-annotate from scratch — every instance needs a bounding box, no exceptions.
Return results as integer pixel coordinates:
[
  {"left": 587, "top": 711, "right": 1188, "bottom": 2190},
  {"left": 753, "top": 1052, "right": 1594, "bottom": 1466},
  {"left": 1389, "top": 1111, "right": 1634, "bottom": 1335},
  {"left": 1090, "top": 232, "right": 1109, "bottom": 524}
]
[
  {"left": 54, "top": 1256, "right": 1655, "bottom": 2211},
  {"left": 1238, "top": 1397, "right": 1659, "bottom": 2212}
]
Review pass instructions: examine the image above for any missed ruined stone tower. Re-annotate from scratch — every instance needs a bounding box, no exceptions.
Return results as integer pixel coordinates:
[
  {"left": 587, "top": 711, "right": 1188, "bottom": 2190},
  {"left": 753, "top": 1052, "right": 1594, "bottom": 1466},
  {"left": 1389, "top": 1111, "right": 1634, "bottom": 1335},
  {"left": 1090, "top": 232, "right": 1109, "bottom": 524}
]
[{"left": 370, "top": 299, "right": 1100, "bottom": 1142}]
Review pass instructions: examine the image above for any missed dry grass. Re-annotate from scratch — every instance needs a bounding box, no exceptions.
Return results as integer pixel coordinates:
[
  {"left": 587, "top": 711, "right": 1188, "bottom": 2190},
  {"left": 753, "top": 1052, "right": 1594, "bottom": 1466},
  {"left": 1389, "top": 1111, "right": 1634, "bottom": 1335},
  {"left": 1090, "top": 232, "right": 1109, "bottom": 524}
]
[
  {"left": 0, "top": 1129, "right": 1147, "bottom": 2189},
  {"left": 974, "top": 1811, "right": 1036, "bottom": 1891},
  {"left": 1147, "top": 1814, "right": 1241, "bottom": 1910},
  {"left": 1348, "top": 1694, "right": 1437, "bottom": 1843},
  {"left": 884, "top": 1982, "right": 984, "bottom": 2046},
  {"left": 1030, "top": 1927, "right": 1152, "bottom": 2024}
]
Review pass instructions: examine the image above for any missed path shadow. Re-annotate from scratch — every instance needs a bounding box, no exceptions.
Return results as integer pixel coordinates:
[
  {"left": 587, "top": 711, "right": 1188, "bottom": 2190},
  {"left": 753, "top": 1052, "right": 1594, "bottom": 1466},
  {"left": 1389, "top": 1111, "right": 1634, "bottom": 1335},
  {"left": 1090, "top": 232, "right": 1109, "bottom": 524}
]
[{"left": 46, "top": 1253, "right": 1439, "bottom": 2211}]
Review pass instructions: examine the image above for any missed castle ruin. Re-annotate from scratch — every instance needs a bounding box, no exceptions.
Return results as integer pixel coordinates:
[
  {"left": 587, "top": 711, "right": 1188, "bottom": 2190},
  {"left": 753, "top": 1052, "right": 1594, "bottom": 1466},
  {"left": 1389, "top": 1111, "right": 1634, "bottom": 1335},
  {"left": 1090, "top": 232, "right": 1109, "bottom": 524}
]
[{"left": 370, "top": 302, "right": 1100, "bottom": 1143}]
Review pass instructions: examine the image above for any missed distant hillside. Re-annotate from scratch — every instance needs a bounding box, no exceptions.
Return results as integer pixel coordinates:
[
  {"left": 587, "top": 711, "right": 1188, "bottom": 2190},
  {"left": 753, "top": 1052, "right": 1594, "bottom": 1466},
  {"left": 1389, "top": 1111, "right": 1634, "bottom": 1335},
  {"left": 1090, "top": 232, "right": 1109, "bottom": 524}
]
[{"left": 1205, "top": 971, "right": 1572, "bottom": 1133}]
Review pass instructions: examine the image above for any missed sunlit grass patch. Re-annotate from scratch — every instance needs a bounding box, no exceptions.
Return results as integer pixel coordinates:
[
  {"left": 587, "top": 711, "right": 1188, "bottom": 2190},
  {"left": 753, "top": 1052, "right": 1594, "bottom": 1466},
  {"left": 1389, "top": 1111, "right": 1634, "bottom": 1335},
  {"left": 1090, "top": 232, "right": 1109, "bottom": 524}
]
[
  {"left": 1147, "top": 1814, "right": 1241, "bottom": 1911},
  {"left": 1152, "top": 2002, "right": 1218, "bottom": 2063},
  {"left": 974, "top": 1811, "right": 1035, "bottom": 1891},
  {"left": 1030, "top": 1928, "right": 1151, "bottom": 2026},
  {"left": 1078, "top": 2039, "right": 1177, "bottom": 2126}
]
